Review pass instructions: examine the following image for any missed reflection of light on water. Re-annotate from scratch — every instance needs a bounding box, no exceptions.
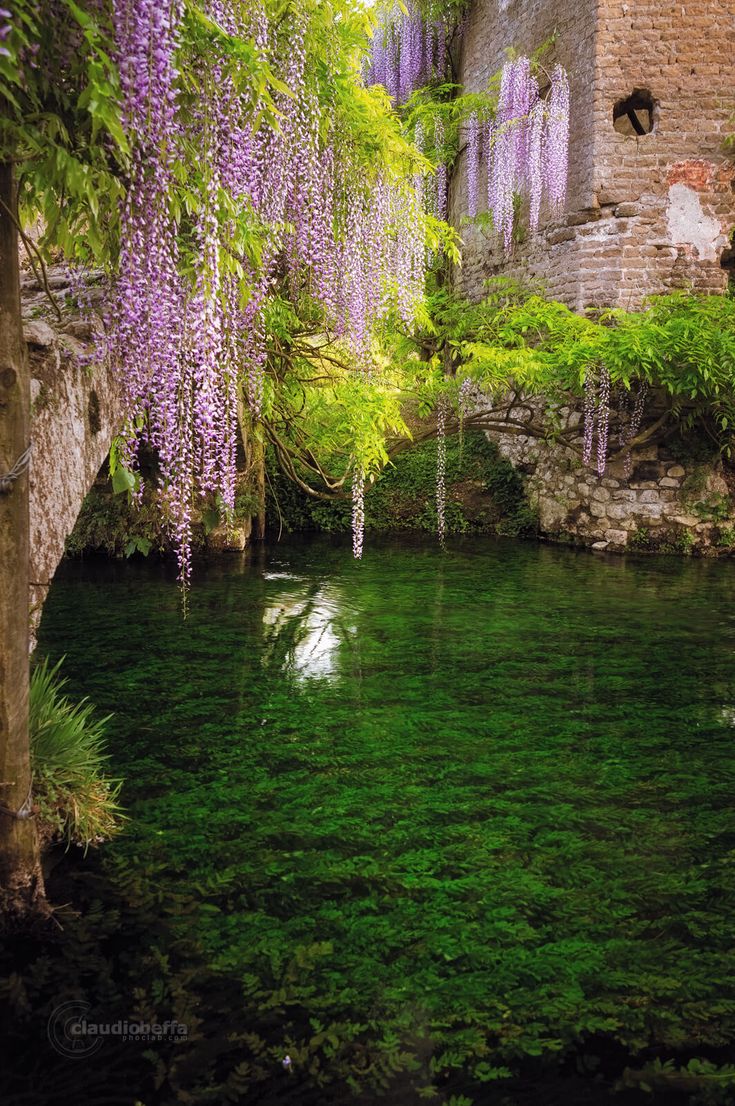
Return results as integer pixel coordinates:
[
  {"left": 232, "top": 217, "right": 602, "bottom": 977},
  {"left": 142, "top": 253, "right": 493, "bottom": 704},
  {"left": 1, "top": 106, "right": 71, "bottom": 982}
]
[{"left": 262, "top": 583, "right": 353, "bottom": 681}]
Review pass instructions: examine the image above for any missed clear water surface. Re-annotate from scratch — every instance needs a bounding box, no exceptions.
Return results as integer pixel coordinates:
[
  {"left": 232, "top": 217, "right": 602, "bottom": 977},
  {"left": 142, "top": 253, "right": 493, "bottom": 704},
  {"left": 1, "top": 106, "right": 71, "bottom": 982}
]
[{"left": 38, "top": 535, "right": 735, "bottom": 1103}]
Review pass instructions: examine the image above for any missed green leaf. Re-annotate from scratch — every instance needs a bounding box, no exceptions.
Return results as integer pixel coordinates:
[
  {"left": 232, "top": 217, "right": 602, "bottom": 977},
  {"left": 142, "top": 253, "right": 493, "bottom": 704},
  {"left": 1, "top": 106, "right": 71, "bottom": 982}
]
[{"left": 112, "top": 465, "right": 136, "bottom": 496}]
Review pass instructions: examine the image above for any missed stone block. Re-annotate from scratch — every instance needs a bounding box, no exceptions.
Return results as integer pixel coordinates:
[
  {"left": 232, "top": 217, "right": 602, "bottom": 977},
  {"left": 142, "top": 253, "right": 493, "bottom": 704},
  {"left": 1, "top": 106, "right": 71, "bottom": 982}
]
[
  {"left": 605, "top": 529, "right": 629, "bottom": 545},
  {"left": 24, "top": 319, "right": 56, "bottom": 348},
  {"left": 591, "top": 486, "right": 611, "bottom": 501},
  {"left": 660, "top": 477, "right": 680, "bottom": 488},
  {"left": 635, "top": 503, "right": 663, "bottom": 518},
  {"left": 667, "top": 465, "right": 686, "bottom": 478},
  {"left": 612, "top": 489, "right": 638, "bottom": 502},
  {"left": 638, "top": 490, "right": 661, "bottom": 503},
  {"left": 631, "top": 461, "right": 663, "bottom": 482}
]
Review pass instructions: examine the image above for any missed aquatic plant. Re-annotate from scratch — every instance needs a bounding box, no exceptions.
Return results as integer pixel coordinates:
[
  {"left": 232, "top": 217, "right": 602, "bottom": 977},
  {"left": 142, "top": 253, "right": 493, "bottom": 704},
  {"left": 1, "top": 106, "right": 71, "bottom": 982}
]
[{"left": 13, "top": 545, "right": 735, "bottom": 1104}]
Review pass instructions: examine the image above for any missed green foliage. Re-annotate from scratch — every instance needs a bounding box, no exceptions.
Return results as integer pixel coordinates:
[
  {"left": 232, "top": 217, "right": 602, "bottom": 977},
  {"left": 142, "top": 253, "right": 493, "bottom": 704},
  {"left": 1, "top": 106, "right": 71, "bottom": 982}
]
[
  {"left": 629, "top": 526, "right": 698, "bottom": 555},
  {"left": 29, "top": 658, "right": 124, "bottom": 850},
  {"left": 1, "top": 0, "right": 127, "bottom": 264},
  {"left": 715, "top": 525, "right": 735, "bottom": 549},
  {"left": 268, "top": 431, "right": 535, "bottom": 536},
  {"left": 690, "top": 493, "right": 732, "bottom": 523},
  {"left": 618, "top": 1058, "right": 735, "bottom": 1105},
  {"left": 388, "top": 284, "right": 735, "bottom": 468},
  {"left": 448, "top": 286, "right": 735, "bottom": 450},
  {"left": 65, "top": 478, "right": 175, "bottom": 559}
]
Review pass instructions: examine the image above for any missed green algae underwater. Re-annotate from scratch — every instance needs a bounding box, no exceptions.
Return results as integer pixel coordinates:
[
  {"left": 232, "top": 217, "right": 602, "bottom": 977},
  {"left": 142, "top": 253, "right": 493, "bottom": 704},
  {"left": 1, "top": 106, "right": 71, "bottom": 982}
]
[{"left": 5, "top": 534, "right": 735, "bottom": 1106}]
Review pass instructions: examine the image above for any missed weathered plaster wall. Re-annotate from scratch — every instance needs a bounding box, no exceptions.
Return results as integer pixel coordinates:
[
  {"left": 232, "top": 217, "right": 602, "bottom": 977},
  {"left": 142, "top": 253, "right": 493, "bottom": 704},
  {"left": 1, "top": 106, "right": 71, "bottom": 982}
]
[
  {"left": 453, "top": 0, "right": 735, "bottom": 308},
  {"left": 22, "top": 270, "right": 121, "bottom": 634}
]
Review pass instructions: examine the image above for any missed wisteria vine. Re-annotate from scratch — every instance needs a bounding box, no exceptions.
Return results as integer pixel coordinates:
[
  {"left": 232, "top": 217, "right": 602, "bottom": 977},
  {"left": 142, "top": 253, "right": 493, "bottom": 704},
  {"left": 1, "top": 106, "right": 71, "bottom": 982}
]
[
  {"left": 436, "top": 394, "right": 448, "bottom": 545},
  {"left": 366, "top": 7, "right": 571, "bottom": 253},
  {"left": 475, "top": 57, "right": 570, "bottom": 251},
  {"left": 583, "top": 366, "right": 647, "bottom": 477},
  {"left": 365, "top": 1, "right": 449, "bottom": 105},
  {"left": 109, "top": 0, "right": 428, "bottom": 579}
]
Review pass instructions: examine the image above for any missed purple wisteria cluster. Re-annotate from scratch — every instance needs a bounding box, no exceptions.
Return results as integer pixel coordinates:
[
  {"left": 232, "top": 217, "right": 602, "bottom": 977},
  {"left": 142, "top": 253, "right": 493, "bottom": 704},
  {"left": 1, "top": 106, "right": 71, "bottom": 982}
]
[
  {"left": 365, "top": 2, "right": 448, "bottom": 105},
  {"left": 583, "top": 364, "right": 611, "bottom": 475},
  {"left": 472, "top": 57, "right": 570, "bottom": 251},
  {"left": 466, "top": 113, "right": 480, "bottom": 218},
  {"left": 583, "top": 367, "right": 648, "bottom": 477},
  {"left": 620, "top": 381, "right": 648, "bottom": 477},
  {"left": 109, "top": 0, "right": 427, "bottom": 579},
  {"left": 352, "top": 468, "right": 365, "bottom": 560},
  {"left": 436, "top": 394, "right": 448, "bottom": 544},
  {"left": 0, "top": 8, "right": 11, "bottom": 57}
]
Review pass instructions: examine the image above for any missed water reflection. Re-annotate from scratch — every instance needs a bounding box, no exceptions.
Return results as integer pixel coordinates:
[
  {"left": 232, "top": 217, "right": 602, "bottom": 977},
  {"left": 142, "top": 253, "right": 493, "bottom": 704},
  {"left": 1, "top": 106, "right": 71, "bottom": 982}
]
[{"left": 261, "top": 579, "right": 354, "bottom": 681}]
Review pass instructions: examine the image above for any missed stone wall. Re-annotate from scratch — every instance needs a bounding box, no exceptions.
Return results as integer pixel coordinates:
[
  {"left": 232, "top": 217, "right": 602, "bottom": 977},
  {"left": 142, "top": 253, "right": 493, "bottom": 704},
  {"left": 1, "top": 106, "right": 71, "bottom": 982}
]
[
  {"left": 453, "top": 0, "right": 735, "bottom": 309},
  {"left": 22, "top": 270, "right": 121, "bottom": 635},
  {"left": 23, "top": 270, "right": 253, "bottom": 635},
  {"left": 489, "top": 407, "right": 735, "bottom": 553}
]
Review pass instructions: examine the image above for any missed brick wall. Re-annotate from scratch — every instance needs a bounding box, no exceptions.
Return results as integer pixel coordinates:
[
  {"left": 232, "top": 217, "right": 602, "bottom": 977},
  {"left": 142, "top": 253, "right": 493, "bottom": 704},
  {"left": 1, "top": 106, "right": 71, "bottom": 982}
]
[{"left": 453, "top": 0, "right": 735, "bottom": 309}]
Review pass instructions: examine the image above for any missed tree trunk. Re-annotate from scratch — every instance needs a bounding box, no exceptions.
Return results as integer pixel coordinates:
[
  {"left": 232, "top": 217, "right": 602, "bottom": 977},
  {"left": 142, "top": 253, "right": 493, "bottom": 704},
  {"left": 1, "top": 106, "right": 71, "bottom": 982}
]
[
  {"left": 237, "top": 388, "right": 266, "bottom": 540},
  {"left": 0, "top": 161, "right": 45, "bottom": 916},
  {"left": 252, "top": 431, "right": 266, "bottom": 541}
]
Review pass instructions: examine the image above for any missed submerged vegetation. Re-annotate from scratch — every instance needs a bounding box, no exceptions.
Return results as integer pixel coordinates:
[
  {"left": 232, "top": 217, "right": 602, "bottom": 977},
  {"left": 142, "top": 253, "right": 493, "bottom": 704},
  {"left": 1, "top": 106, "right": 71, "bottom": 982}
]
[{"left": 4, "top": 539, "right": 734, "bottom": 1106}]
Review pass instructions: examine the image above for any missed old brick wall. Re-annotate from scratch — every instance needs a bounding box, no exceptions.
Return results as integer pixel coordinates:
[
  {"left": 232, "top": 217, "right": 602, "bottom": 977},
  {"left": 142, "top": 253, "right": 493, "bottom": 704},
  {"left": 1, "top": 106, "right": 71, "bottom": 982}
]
[{"left": 453, "top": 0, "right": 735, "bottom": 309}]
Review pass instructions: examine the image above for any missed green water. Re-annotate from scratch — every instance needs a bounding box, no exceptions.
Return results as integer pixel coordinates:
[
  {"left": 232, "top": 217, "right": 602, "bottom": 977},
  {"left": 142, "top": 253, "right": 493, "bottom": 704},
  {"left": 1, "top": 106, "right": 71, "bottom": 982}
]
[{"left": 36, "top": 536, "right": 735, "bottom": 1104}]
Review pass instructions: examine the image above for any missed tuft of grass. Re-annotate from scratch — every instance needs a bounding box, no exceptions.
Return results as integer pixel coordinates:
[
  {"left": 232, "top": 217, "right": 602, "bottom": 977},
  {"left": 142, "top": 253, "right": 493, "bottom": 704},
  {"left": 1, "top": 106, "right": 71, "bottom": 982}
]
[{"left": 30, "top": 659, "right": 125, "bottom": 851}]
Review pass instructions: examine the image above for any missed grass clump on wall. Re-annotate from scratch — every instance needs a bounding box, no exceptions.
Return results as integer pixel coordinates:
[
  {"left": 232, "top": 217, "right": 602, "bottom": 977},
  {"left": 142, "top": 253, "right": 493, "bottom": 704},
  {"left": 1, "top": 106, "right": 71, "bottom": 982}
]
[{"left": 30, "top": 659, "right": 124, "bottom": 851}]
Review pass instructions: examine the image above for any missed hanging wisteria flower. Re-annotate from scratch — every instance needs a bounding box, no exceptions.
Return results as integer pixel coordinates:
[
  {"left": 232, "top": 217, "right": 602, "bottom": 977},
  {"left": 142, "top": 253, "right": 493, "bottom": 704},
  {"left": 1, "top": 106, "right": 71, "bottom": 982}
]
[
  {"left": 436, "top": 394, "right": 448, "bottom": 545},
  {"left": 352, "top": 468, "right": 366, "bottom": 559},
  {"left": 109, "top": 0, "right": 429, "bottom": 577},
  {"left": 583, "top": 366, "right": 597, "bottom": 467},
  {"left": 466, "top": 113, "right": 480, "bottom": 218},
  {"left": 596, "top": 363, "right": 611, "bottom": 476},
  {"left": 624, "top": 381, "right": 648, "bottom": 477},
  {"left": 434, "top": 114, "right": 447, "bottom": 221},
  {"left": 485, "top": 58, "right": 570, "bottom": 251},
  {"left": 546, "top": 65, "right": 570, "bottom": 211},
  {"left": 365, "top": 2, "right": 446, "bottom": 103},
  {"left": 458, "top": 376, "right": 474, "bottom": 460},
  {"left": 0, "top": 7, "right": 11, "bottom": 57}
]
